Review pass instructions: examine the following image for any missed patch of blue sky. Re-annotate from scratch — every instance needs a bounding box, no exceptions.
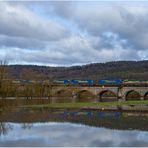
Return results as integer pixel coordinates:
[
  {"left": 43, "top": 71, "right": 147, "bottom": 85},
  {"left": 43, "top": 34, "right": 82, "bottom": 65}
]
[
  {"left": 50, "top": 16, "right": 81, "bottom": 35},
  {"left": 26, "top": 2, "right": 53, "bottom": 20},
  {"left": 76, "top": 0, "right": 148, "bottom": 6},
  {"left": 26, "top": 3, "right": 80, "bottom": 36}
]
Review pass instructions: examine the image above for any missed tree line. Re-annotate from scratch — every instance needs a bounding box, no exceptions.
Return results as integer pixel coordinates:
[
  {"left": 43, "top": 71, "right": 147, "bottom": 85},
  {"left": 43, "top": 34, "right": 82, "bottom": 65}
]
[{"left": 7, "top": 60, "right": 148, "bottom": 81}]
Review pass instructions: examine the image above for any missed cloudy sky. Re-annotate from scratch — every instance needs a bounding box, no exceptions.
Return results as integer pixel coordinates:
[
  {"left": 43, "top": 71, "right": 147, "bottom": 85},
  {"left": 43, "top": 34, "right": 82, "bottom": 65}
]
[{"left": 0, "top": 1, "right": 148, "bottom": 66}]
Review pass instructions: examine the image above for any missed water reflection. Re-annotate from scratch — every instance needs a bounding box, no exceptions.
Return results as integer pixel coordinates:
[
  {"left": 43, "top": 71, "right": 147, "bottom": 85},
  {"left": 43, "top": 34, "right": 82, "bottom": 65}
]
[
  {"left": 0, "top": 108, "right": 148, "bottom": 147},
  {"left": 21, "top": 123, "right": 33, "bottom": 129},
  {"left": 0, "top": 122, "right": 148, "bottom": 147},
  {"left": 1, "top": 108, "right": 148, "bottom": 131},
  {"left": 0, "top": 123, "right": 13, "bottom": 136}
]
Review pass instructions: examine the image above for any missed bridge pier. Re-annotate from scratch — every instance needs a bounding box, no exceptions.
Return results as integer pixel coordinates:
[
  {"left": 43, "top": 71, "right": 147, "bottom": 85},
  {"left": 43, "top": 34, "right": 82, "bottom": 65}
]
[
  {"left": 50, "top": 97, "right": 57, "bottom": 104},
  {"left": 140, "top": 96, "right": 144, "bottom": 100},
  {"left": 95, "top": 97, "right": 100, "bottom": 102},
  {"left": 72, "top": 92, "right": 77, "bottom": 103},
  {"left": 120, "top": 96, "right": 126, "bottom": 102},
  {"left": 72, "top": 95, "right": 77, "bottom": 103},
  {"left": 118, "top": 97, "right": 123, "bottom": 102},
  {"left": 96, "top": 96, "right": 101, "bottom": 102}
]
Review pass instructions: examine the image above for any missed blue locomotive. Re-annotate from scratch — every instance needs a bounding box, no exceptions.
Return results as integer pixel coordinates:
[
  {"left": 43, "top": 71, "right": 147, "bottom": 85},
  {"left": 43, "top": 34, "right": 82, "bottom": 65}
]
[
  {"left": 71, "top": 80, "right": 93, "bottom": 85},
  {"left": 97, "top": 79, "right": 123, "bottom": 85},
  {"left": 53, "top": 80, "right": 69, "bottom": 85}
]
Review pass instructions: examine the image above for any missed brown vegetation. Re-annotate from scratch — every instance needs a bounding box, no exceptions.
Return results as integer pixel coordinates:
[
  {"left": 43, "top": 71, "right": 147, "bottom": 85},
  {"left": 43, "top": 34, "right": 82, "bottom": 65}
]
[{"left": 7, "top": 60, "right": 148, "bottom": 81}]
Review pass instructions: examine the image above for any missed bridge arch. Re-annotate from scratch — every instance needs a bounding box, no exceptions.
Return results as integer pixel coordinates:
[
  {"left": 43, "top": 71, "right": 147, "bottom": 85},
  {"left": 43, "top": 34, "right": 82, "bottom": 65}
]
[
  {"left": 52, "top": 89, "right": 73, "bottom": 103},
  {"left": 54, "top": 89, "right": 73, "bottom": 97},
  {"left": 76, "top": 90, "right": 95, "bottom": 102},
  {"left": 125, "top": 90, "right": 141, "bottom": 101},
  {"left": 144, "top": 92, "right": 148, "bottom": 100},
  {"left": 98, "top": 90, "right": 117, "bottom": 102}
]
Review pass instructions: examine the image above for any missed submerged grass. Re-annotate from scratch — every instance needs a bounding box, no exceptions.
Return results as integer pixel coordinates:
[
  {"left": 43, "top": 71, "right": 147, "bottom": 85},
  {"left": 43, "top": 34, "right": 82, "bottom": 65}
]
[{"left": 26, "top": 100, "right": 148, "bottom": 109}]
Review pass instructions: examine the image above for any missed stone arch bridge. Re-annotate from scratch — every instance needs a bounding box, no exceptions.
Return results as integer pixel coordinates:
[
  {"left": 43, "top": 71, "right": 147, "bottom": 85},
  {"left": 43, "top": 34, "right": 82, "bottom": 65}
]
[{"left": 51, "top": 85, "right": 148, "bottom": 103}]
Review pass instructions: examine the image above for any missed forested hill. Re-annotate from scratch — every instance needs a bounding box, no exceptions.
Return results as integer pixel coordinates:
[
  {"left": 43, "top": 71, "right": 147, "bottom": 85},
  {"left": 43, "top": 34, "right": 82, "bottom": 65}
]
[{"left": 7, "top": 60, "right": 148, "bottom": 80}]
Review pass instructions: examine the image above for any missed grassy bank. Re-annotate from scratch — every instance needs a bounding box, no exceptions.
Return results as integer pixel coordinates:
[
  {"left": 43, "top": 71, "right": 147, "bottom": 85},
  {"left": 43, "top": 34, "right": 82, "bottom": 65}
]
[{"left": 25, "top": 100, "right": 148, "bottom": 109}]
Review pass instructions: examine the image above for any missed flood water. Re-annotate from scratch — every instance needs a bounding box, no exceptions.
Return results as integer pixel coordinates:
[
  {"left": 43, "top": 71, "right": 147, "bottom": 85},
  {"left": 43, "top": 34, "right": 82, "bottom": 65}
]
[
  {"left": 1, "top": 122, "right": 148, "bottom": 147},
  {"left": 0, "top": 108, "right": 148, "bottom": 147}
]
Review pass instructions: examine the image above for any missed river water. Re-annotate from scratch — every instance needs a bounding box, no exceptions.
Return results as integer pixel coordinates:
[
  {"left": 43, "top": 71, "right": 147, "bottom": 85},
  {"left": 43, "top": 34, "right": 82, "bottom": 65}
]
[
  {"left": 1, "top": 122, "right": 148, "bottom": 147},
  {"left": 0, "top": 108, "right": 148, "bottom": 147}
]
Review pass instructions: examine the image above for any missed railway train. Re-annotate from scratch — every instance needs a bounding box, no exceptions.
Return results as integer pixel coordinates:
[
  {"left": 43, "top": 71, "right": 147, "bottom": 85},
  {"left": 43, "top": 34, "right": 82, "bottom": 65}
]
[
  {"left": 52, "top": 79, "right": 148, "bottom": 86},
  {"left": 10, "top": 79, "right": 148, "bottom": 86}
]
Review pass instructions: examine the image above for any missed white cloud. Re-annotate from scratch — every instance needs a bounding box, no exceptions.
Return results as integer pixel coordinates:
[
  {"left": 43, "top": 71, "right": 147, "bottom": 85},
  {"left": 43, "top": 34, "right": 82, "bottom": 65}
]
[
  {"left": 74, "top": 4, "right": 148, "bottom": 50},
  {"left": 0, "top": 34, "right": 144, "bottom": 66},
  {"left": 0, "top": 2, "right": 68, "bottom": 41}
]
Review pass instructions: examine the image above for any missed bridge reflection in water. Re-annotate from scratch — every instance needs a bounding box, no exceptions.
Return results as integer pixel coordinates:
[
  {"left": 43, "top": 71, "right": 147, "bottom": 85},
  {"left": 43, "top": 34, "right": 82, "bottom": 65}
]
[
  {"left": 1, "top": 108, "right": 148, "bottom": 131},
  {"left": 0, "top": 108, "right": 148, "bottom": 147}
]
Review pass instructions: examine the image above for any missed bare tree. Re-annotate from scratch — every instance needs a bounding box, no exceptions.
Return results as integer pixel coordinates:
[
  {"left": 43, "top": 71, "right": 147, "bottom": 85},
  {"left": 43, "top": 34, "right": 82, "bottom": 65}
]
[
  {"left": 0, "top": 60, "right": 9, "bottom": 98},
  {"left": 0, "top": 60, "right": 8, "bottom": 82},
  {"left": 20, "top": 68, "right": 46, "bottom": 80}
]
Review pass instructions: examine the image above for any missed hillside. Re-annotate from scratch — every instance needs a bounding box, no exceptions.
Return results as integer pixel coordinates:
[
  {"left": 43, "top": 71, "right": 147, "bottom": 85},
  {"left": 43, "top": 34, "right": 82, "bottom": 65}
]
[{"left": 7, "top": 60, "right": 148, "bottom": 81}]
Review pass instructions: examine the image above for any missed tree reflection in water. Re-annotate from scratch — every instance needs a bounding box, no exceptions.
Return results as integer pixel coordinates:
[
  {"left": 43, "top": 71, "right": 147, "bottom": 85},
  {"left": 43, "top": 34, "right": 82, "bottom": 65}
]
[
  {"left": 0, "top": 108, "right": 148, "bottom": 131},
  {"left": 0, "top": 122, "right": 33, "bottom": 136},
  {"left": 0, "top": 122, "right": 13, "bottom": 136},
  {"left": 21, "top": 123, "right": 33, "bottom": 129}
]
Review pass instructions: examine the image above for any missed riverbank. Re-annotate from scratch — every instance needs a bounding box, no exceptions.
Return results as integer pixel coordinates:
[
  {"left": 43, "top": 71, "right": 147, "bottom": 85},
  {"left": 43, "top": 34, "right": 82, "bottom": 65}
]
[
  {"left": 20, "top": 100, "right": 148, "bottom": 115},
  {"left": 24, "top": 100, "right": 148, "bottom": 109},
  {"left": 1, "top": 100, "right": 148, "bottom": 115}
]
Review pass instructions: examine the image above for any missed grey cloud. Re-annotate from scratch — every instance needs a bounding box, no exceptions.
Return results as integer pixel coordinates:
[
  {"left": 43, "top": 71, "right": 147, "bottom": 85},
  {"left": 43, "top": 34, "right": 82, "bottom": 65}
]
[
  {"left": 45, "top": 1, "right": 75, "bottom": 19},
  {"left": 0, "top": 34, "right": 143, "bottom": 66},
  {"left": 97, "top": 32, "right": 131, "bottom": 50},
  {"left": 0, "top": 35, "right": 143, "bottom": 66},
  {"left": 76, "top": 5, "right": 148, "bottom": 50},
  {"left": 0, "top": 2, "right": 69, "bottom": 42},
  {"left": 0, "top": 35, "right": 46, "bottom": 50},
  {"left": 50, "top": 2, "right": 148, "bottom": 50}
]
